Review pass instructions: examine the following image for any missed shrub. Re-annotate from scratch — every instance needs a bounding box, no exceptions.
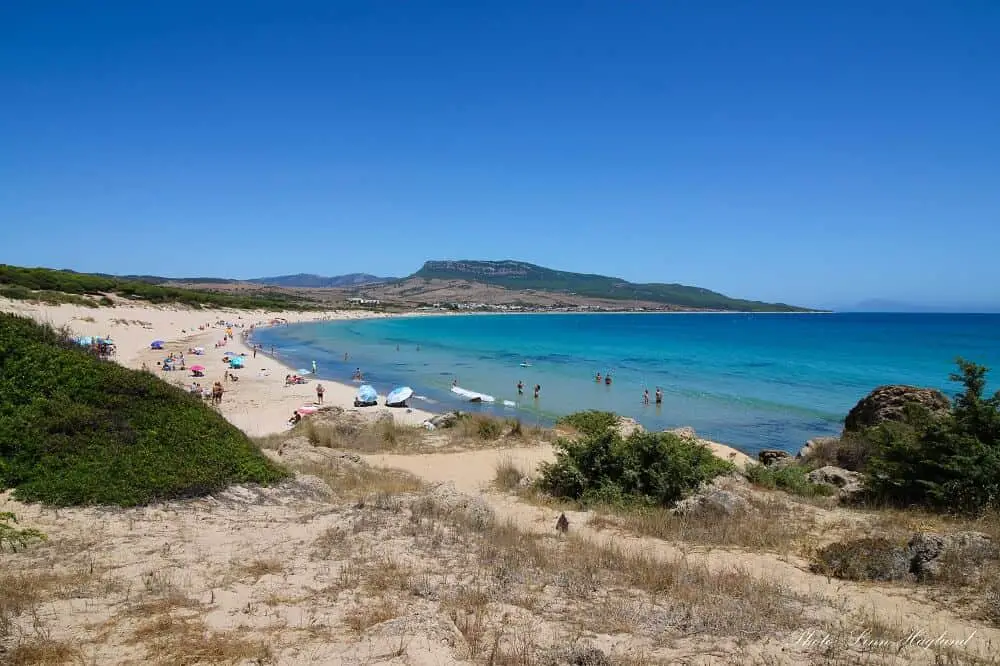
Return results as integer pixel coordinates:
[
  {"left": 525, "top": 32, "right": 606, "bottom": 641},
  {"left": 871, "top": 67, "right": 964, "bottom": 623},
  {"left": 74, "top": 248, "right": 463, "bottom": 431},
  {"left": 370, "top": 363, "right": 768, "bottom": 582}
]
[
  {"left": 0, "top": 512, "right": 46, "bottom": 552},
  {"left": 0, "top": 313, "right": 289, "bottom": 506},
  {"left": 744, "top": 463, "right": 835, "bottom": 498},
  {"left": 810, "top": 537, "right": 913, "bottom": 581},
  {"left": 863, "top": 359, "right": 1000, "bottom": 514},
  {"left": 556, "top": 410, "right": 619, "bottom": 437},
  {"left": 538, "top": 427, "right": 735, "bottom": 508}
]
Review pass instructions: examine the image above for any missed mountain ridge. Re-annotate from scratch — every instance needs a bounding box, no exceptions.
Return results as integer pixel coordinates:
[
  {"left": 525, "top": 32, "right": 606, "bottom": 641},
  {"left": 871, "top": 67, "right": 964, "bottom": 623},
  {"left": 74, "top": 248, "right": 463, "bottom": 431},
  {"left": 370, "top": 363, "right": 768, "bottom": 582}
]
[{"left": 409, "top": 259, "right": 814, "bottom": 312}]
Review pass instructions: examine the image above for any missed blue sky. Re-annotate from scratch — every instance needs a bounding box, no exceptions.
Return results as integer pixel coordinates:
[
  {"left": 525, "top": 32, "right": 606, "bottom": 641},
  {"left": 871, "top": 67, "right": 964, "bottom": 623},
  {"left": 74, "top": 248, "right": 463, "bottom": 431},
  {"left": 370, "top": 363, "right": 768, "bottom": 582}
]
[{"left": 2, "top": 1, "right": 998, "bottom": 309}]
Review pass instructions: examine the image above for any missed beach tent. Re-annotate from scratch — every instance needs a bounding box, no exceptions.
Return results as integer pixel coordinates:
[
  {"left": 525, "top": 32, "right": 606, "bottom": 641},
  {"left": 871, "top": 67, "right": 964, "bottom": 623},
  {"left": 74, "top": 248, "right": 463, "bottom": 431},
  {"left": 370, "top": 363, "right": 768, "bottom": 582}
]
[
  {"left": 229, "top": 357, "right": 245, "bottom": 369},
  {"left": 355, "top": 384, "right": 377, "bottom": 407}
]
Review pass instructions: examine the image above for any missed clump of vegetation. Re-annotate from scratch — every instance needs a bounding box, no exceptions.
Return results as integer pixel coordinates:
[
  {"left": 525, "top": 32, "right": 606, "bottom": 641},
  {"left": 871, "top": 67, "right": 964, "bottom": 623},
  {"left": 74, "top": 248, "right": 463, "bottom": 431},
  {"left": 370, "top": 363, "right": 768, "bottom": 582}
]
[
  {"left": 538, "top": 427, "right": 734, "bottom": 507},
  {"left": 861, "top": 359, "right": 1000, "bottom": 514},
  {"left": 556, "top": 410, "right": 619, "bottom": 437},
  {"left": 744, "top": 463, "right": 835, "bottom": 498},
  {"left": 0, "top": 313, "right": 289, "bottom": 506},
  {"left": 0, "top": 263, "right": 320, "bottom": 310},
  {"left": 810, "top": 537, "right": 913, "bottom": 581},
  {"left": 0, "top": 513, "right": 46, "bottom": 552}
]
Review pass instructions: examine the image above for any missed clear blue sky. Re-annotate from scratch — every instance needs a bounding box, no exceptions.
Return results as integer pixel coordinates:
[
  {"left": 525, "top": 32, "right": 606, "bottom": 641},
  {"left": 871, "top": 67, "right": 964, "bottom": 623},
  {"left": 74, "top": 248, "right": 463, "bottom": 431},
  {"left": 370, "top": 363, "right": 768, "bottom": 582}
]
[{"left": 2, "top": 1, "right": 998, "bottom": 309}]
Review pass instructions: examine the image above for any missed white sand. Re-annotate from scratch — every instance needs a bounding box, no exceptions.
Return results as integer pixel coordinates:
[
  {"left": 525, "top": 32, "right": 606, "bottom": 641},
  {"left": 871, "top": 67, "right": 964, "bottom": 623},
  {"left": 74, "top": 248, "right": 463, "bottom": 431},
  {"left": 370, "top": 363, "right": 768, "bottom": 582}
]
[{"left": 1, "top": 297, "right": 434, "bottom": 437}]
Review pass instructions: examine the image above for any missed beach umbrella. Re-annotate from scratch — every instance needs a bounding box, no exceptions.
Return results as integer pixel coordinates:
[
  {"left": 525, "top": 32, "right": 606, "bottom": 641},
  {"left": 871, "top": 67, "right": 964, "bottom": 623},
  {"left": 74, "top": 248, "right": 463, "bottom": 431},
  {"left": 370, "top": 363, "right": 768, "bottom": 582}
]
[
  {"left": 356, "top": 384, "right": 377, "bottom": 404},
  {"left": 386, "top": 386, "right": 414, "bottom": 407},
  {"left": 190, "top": 365, "right": 206, "bottom": 372}
]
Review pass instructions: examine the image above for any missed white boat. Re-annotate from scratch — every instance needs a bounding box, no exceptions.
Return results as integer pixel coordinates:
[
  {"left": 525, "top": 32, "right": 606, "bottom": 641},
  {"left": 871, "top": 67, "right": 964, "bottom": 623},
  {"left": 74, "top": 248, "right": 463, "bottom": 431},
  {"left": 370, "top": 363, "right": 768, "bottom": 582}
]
[{"left": 451, "top": 386, "right": 495, "bottom": 403}]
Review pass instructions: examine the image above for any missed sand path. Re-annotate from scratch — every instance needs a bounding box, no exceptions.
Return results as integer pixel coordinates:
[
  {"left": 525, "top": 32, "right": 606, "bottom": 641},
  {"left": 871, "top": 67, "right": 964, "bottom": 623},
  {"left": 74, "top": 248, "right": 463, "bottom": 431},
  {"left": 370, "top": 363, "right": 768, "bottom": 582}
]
[{"left": 365, "top": 447, "right": 1000, "bottom": 660}]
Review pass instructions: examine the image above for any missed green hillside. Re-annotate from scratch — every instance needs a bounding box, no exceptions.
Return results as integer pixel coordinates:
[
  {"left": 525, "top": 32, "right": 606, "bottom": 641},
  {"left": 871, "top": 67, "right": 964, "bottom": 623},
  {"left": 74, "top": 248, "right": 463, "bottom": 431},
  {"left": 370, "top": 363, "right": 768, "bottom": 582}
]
[
  {"left": 0, "top": 313, "right": 289, "bottom": 506},
  {"left": 0, "top": 264, "right": 319, "bottom": 310},
  {"left": 412, "top": 260, "right": 813, "bottom": 312}
]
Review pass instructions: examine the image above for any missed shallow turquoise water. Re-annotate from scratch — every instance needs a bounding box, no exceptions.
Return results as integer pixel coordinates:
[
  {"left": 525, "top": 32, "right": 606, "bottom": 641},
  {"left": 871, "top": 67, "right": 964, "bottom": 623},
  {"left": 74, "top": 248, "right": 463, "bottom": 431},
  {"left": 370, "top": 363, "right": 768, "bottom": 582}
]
[{"left": 252, "top": 313, "right": 1000, "bottom": 454}]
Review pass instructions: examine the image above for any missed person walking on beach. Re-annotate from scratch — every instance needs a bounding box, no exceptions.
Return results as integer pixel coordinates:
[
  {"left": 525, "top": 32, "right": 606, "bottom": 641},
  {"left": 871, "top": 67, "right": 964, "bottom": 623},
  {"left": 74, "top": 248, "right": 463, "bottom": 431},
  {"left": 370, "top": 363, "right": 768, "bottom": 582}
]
[
  {"left": 252, "top": 346, "right": 257, "bottom": 359},
  {"left": 316, "top": 383, "right": 325, "bottom": 404}
]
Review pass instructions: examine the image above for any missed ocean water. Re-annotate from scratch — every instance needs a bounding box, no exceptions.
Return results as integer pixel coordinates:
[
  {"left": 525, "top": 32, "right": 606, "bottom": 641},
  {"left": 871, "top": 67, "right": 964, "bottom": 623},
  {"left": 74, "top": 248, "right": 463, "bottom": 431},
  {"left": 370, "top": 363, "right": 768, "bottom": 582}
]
[{"left": 252, "top": 313, "right": 1000, "bottom": 454}]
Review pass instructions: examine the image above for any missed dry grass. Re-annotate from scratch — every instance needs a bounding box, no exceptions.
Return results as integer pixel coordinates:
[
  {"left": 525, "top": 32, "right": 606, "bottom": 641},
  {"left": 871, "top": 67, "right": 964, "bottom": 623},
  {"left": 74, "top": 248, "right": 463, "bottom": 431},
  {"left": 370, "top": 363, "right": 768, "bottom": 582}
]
[
  {"left": 236, "top": 557, "right": 284, "bottom": 581},
  {"left": 126, "top": 614, "right": 275, "bottom": 665},
  {"left": 300, "top": 415, "right": 426, "bottom": 453},
  {"left": 585, "top": 494, "right": 816, "bottom": 553},
  {"left": 343, "top": 597, "right": 399, "bottom": 633},
  {"left": 493, "top": 456, "right": 526, "bottom": 491},
  {"left": 5, "top": 637, "right": 81, "bottom": 665},
  {"left": 292, "top": 460, "right": 424, "bottom": 498}
]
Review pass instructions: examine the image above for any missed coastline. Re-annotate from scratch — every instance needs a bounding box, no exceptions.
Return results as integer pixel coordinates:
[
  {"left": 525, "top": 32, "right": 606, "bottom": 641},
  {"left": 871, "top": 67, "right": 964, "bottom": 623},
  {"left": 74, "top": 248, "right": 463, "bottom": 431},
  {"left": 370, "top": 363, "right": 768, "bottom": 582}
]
[{"left": 0, "top": 297, "right": 434, "bottom": 438}]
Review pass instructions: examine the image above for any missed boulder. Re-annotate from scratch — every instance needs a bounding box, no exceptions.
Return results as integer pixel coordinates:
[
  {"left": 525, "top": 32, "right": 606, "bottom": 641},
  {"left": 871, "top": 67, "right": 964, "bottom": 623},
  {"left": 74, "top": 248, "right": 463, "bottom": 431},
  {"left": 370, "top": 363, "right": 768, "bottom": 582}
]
[
  {"left": 811, "top": 537, "right": 913, "bottom": 581},
  {"left": 428, "top": 411, "right": 461, "bottom": 429},
  {"left": 807, "top": 465, "right": 865, "bottom": 503},
  {"left": 908, "top": 531, "right": 996, "bottom": 582},
  {"left": 673, "top": 474, "right": 752, "bottom": 517},
  {"left": 758, "top": 449, "right": 792, "bottom": 467},
  {"left": 797, "top": 436, "right": 839, "bottom": 460},
  {"left": 614, "top": 416, "right": 645, "bottom": 438},
  {"left": 843, "top": 385, "right": 949, "bottom": 433}
]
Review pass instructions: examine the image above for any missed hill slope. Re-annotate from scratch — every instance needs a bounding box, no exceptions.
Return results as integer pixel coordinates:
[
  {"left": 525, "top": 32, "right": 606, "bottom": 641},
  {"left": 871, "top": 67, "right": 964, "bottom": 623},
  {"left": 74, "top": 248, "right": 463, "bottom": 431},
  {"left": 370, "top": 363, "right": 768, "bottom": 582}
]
[
  {"left": 0, "top": 313, "right": 289, "bottom": 506},
  {"left": 412, "top": 260, "right": 811, "bottom": 312},
  {"left": 248, "top": 273, "right": 392, "bottom": 288}
]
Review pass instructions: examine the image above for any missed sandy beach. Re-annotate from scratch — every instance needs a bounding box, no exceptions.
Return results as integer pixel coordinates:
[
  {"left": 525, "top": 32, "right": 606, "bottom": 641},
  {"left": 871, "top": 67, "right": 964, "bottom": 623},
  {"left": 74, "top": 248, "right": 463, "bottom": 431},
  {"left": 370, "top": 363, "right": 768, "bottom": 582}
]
[{"left": 0, "top": 297, "right": 434, "bottom": 438}]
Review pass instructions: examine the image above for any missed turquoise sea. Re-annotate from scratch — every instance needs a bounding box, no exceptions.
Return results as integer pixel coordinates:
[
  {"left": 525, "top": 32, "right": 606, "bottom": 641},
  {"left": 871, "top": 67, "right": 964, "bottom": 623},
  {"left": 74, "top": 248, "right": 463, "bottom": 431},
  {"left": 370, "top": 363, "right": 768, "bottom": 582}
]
[{"left": 252, "top": 313, "right": 1000, "bottom": 454}]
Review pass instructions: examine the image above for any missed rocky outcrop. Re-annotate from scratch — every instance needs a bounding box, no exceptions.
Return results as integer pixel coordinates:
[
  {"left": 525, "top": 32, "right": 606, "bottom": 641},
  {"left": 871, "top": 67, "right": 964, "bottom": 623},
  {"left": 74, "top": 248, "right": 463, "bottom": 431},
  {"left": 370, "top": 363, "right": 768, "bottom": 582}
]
[
  {"left": 423, "top": 411, "right": 461, "bottom": 430},
  {"left": 665, "top": 427, "right": 754, "bottom": 470},
  {"left": 807, "top": 465, "right": 865, "bottom": 503},
  {"left": 843, "top": 385, "right": 950, "bottom": 433},
  {"left": 797, "top": 436, "right": 839, "bottom": 460},
  {"left": 908, "top": 531, "right": 997, "bottom": 582},
  {"left": 813, "top": 531, "right": 997, "bottom": 584},
  {"left": 673, "top": 474, "right": 753, "bottom": 517},
  {"left": 758, "top": 449, "right": 791, "bottom": 467},
  {"left": 614, "top": 416, "right": 644, "bottom": 438}
]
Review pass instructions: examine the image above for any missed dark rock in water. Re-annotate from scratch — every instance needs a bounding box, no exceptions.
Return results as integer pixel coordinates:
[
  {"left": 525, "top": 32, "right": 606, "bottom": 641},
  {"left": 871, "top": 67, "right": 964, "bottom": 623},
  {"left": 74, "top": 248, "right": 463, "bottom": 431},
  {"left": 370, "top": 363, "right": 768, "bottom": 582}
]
[
  {"left": 909, "top": 531, "right": 996, "bottom": 582},
  {"left": 843, "top": 385, "right": 949, "bottom": 433},
  {"left": 758, "top": 449, "right": 791, "bottom": 467}
]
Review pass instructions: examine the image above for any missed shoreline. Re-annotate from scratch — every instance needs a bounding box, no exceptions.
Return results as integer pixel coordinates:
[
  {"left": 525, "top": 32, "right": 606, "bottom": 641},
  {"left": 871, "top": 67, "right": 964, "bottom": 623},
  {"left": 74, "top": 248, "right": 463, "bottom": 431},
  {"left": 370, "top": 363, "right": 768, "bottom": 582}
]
[{"left": 0, "top": 298, "right": 435, "bottom": 438}]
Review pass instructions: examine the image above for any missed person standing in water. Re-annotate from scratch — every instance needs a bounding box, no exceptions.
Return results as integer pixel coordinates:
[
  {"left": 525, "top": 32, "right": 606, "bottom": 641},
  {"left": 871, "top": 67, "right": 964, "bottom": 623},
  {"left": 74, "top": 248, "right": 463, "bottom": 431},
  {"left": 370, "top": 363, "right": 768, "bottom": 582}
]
[
  {"left": 533, "top": 384, "right": 540, "bottom": 399},
  {"left": 312, "top": 360, "right": 317, "bottom": 374},
  {"left": 643, "top": 388, "right": 650, "bottom": 405},
  {"left": 595, "top": 372, "right": 601, "bottom": 383},
  {"left": 517, "top": 380, "right": 524, "bottom": 395},
  {"left": 655, "top": 387, "right": 663, "bottom": 405}
]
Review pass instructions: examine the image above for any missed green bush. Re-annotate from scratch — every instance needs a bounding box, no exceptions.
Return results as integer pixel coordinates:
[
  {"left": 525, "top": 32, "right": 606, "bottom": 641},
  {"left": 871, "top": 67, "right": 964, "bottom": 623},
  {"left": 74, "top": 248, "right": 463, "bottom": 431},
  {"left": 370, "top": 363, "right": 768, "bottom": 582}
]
[
  {"left": 810, "top": 537, "right": 912, "bottom": 581},
  {"left": 556, "top": 410, "right": 619, "bottom": 437},
  {"left": 744, "top": 463, "right": 835, "bottom": 497},
  {"left": 863, "top": 359, "right": 1000, "bottom": 514},
  {"left": 538, "top": 427, "right": 735, "bottom": 508},
  {"left": 0, "top": 264, "right": 320, "bottom": 311},
  {"left": 0, "top": 313, "right": 289, "bottom": 506},
  {"left": 0, "top": 512, "right": 46, "bottom": 552}
]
